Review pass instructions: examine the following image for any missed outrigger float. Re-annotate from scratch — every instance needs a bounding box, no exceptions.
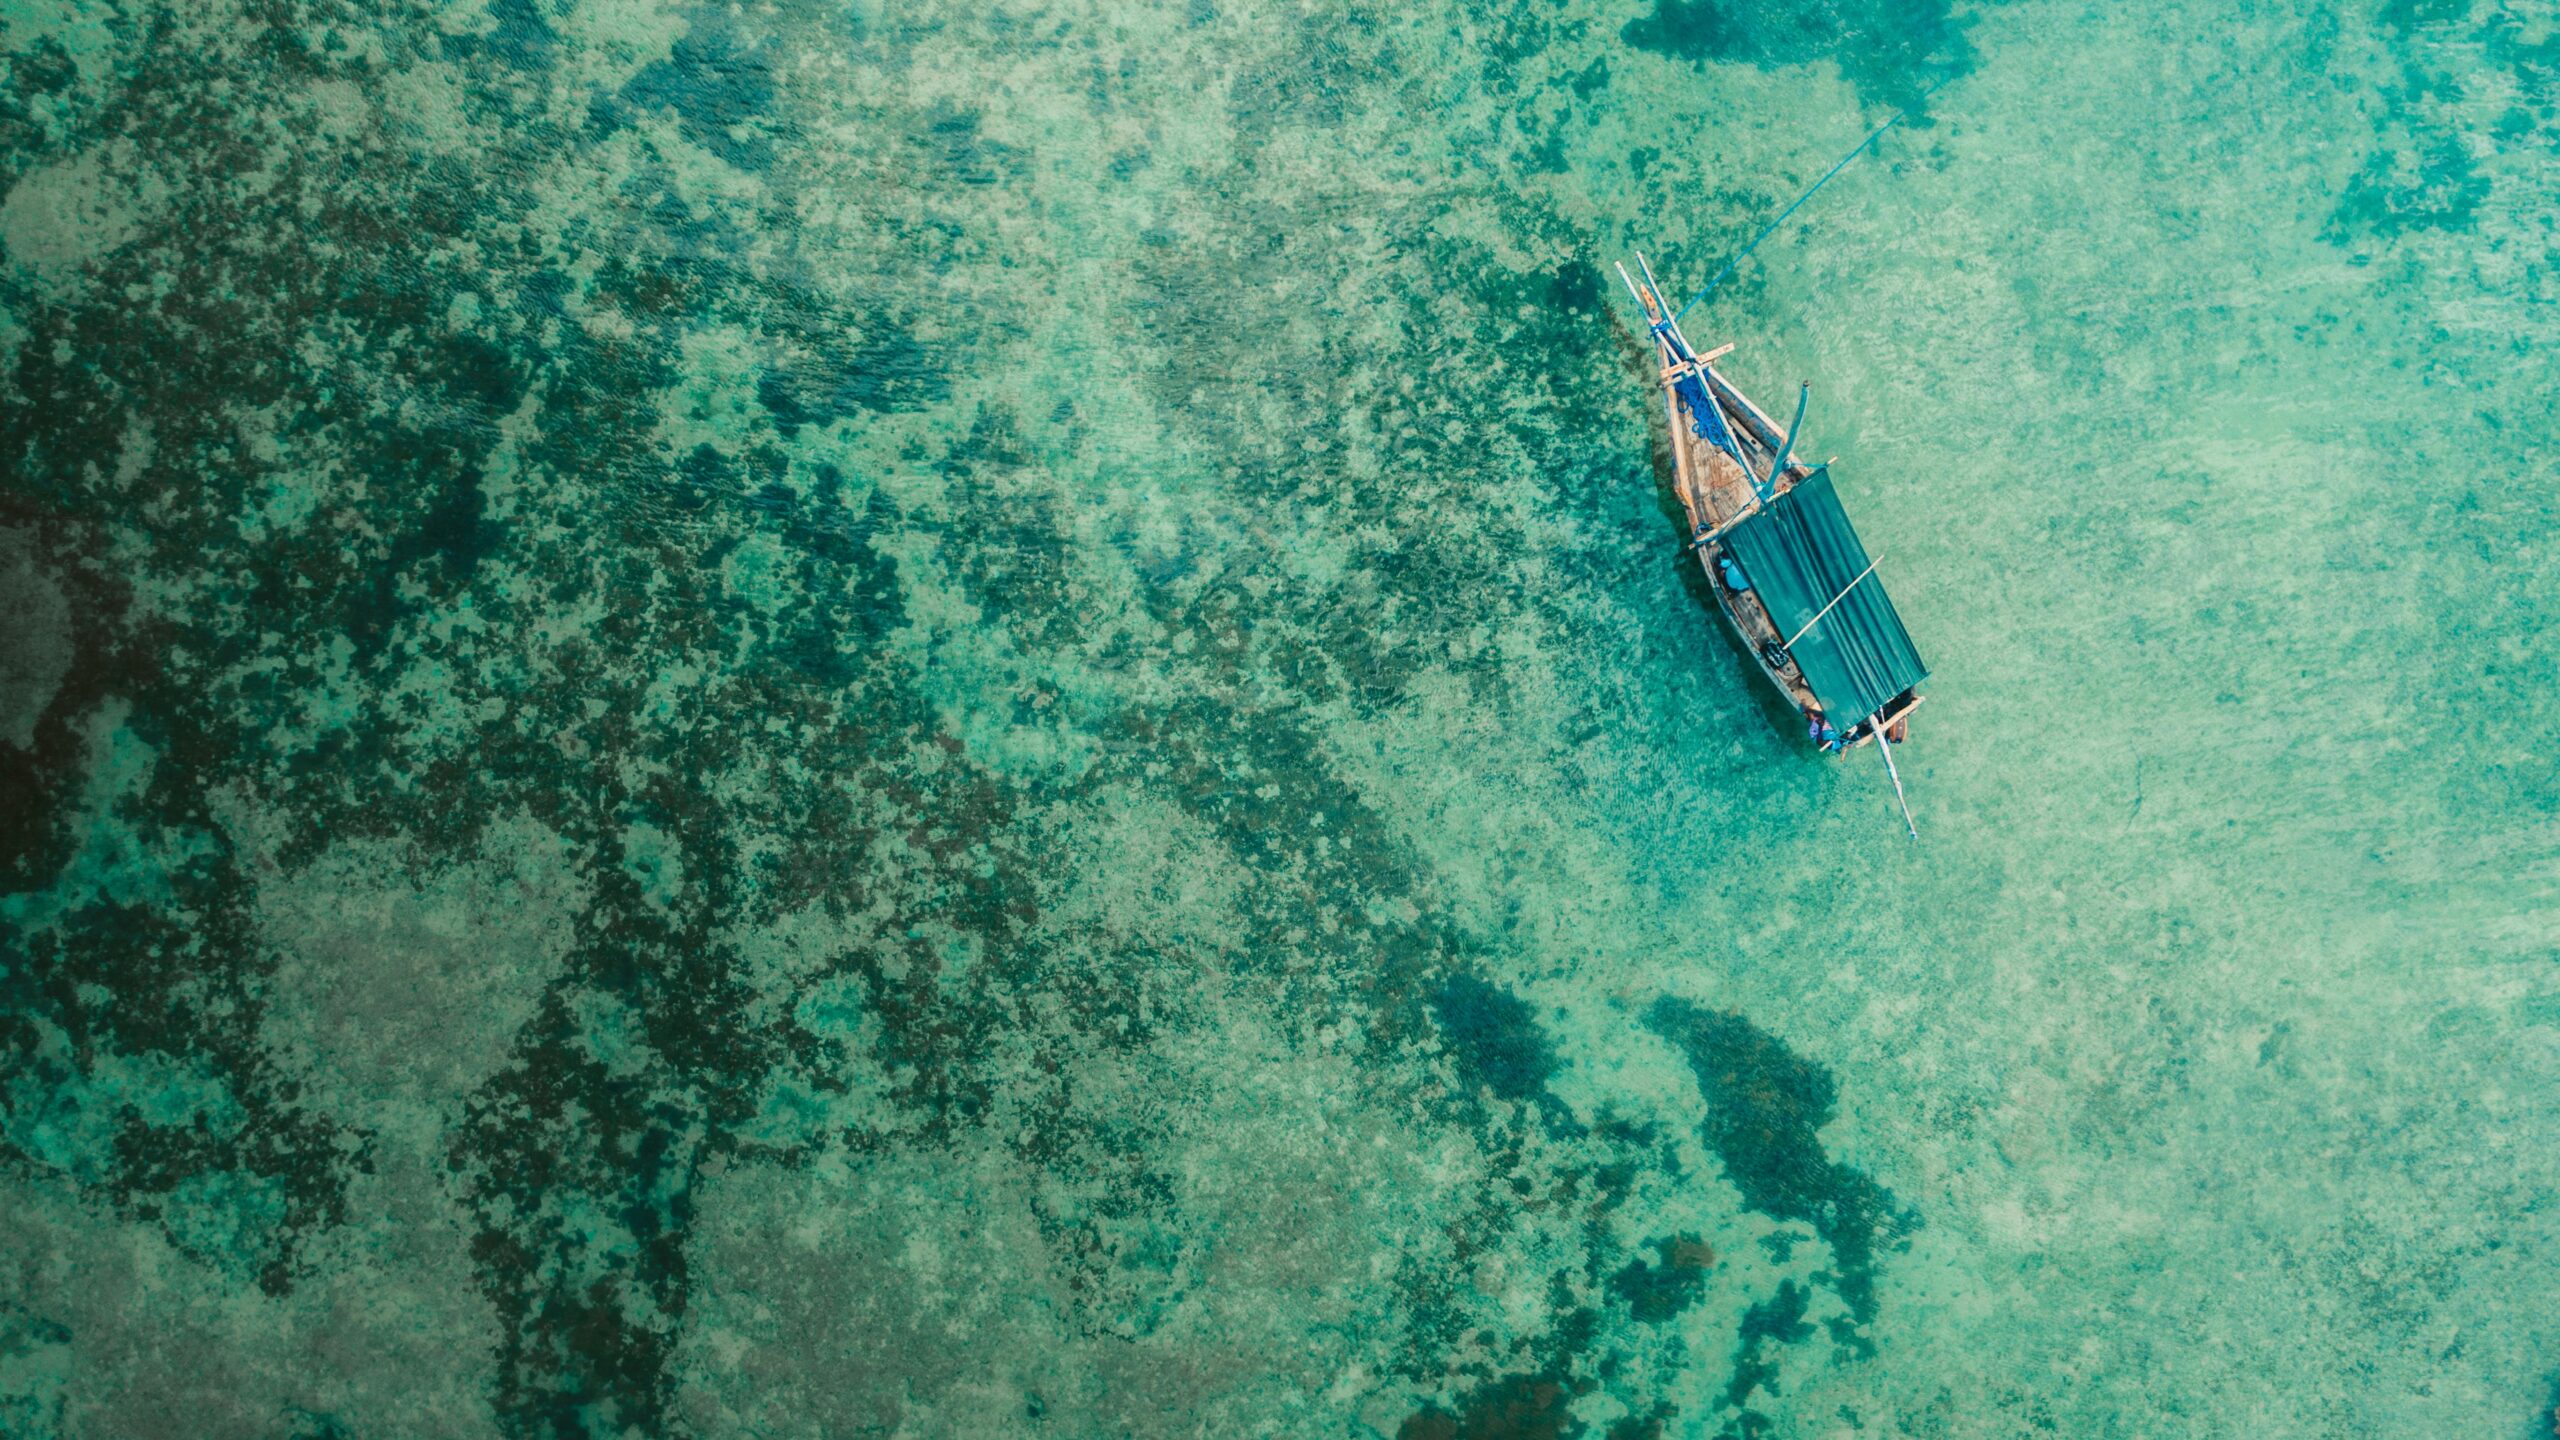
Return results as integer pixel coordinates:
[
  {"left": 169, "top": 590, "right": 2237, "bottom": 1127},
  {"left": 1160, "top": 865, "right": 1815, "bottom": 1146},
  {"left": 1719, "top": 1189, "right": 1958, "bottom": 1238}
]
[{"left": 1617, "top": 253, "right": 1929, "bottom": 837}]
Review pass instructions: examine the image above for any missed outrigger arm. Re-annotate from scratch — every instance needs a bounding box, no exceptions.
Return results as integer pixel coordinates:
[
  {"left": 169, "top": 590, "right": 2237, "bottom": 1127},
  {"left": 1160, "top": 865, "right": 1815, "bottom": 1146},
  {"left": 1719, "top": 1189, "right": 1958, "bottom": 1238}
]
[{"left": 1756, "top": 382, "right": 1809, "bottom": 501}]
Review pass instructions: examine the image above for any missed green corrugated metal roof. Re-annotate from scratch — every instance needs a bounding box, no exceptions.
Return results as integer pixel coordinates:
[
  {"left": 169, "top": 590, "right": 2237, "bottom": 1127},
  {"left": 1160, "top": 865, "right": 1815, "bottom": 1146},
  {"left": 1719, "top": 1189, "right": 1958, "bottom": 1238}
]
[{"left": 1721, "top": 468, "right": 1926, "bottom": 727}]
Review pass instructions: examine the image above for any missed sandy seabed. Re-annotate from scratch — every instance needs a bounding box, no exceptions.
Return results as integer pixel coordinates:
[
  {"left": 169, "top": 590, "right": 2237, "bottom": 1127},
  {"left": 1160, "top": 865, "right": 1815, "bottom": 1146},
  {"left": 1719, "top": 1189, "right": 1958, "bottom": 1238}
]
[{"left": 2, "top": 0, "right": 2556, "bottom": 1435}]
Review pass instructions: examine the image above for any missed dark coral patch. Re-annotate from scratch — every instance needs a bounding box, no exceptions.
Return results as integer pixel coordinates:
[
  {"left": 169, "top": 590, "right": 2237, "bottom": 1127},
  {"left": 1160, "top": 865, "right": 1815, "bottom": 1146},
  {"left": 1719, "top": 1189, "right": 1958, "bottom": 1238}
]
[
  {"left": 438, "top": 0, "right": 559, "bottom": 70},
  {"left": 1619, "top": 0, "right": 1968, "bottom": 106},
  {"left": 1718, "top": 1279, "right": 1814, "bottom": 1428},
  {"left": 2327, "top": 131, "right": 2491, "bottom": 241},
  {"left": 1400, "top": 1368, "right": 1583, "bottom": 1440},
  {"left": 1431, "top": 974, "right": 1560, "bottom": 1104},
  {"left": 0, "top": 36, "right": 77, "bottom": 188},
  {"left": 753, "top": 314, "right": 946, "bottom": 435},
  {"left": 924, "top": 103, "right": 1018, "bottom": 188},
  {"left": 597, "top": 5, "right": 783, "bottom": 169},
  {"left": 1643, "top": 999, "right": 1912, "bottom": 1326},
  {"left": 1610, "top": 1233, "right": 1714, "bottom": 1322}
]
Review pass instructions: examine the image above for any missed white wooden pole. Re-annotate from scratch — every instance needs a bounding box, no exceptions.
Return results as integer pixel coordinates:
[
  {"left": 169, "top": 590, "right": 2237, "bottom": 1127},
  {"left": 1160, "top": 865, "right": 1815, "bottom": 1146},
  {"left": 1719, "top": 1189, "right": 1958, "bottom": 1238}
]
[{"left": 1877, "top": 729, "right": 1917, "bottom": 841}]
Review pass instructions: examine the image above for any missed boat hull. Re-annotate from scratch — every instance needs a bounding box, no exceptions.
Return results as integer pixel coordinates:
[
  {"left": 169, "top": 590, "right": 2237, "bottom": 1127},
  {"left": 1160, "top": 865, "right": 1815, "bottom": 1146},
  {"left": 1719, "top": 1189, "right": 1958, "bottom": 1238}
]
[{"left": 1626, "top": 280, "right": 1919, "bottom": 753}]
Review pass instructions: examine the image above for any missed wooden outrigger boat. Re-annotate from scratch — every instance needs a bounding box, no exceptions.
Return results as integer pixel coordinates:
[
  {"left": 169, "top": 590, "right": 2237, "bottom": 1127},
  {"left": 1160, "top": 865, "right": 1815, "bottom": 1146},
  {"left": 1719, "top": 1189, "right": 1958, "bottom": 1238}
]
[{"left": 1617, "top": 253, "right": 1929, "bottom": 835}]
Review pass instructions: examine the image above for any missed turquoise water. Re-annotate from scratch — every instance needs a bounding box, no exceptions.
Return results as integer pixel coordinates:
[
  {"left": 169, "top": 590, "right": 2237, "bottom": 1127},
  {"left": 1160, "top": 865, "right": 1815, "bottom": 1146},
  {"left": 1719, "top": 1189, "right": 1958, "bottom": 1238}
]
[{"left": 3, "top": 0, "right": 2557, "bottom": 1434}]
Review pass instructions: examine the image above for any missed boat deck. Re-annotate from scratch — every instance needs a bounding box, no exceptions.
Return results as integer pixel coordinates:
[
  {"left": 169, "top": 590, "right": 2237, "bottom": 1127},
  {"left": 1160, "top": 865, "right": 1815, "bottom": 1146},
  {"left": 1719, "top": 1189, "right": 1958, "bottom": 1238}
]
[
  {"left": 1655, "top": 357, "right": 1822, "bottom": 714},
  {"left": 1673, "top": 430, "right": 1763, "bottom": 535}
]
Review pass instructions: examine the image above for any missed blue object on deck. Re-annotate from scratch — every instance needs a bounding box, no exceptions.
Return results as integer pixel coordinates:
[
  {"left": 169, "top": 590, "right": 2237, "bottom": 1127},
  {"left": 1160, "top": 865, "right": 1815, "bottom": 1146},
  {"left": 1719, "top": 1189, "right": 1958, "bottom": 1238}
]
[
  {"left": 1670, "top": 365, "right": 1746, "bottom": 466},
  {"left": 1719, "top": 556, "right": 1751, "bottom": 593}
]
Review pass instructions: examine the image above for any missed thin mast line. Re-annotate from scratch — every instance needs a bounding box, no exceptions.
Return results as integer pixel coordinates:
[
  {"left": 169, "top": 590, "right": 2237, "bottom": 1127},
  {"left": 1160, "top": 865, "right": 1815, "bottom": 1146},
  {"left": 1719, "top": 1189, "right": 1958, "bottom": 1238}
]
[{"left": 1671, "top": 74, "right": 1954, "bottom": 323}]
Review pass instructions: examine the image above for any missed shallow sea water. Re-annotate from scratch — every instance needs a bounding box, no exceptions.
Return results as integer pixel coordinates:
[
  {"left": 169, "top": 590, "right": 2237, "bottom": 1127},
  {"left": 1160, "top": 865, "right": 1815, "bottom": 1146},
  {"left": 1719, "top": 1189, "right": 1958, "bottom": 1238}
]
[{"left": 3, "top": 0, "right": 2558, "bottom": 1435}]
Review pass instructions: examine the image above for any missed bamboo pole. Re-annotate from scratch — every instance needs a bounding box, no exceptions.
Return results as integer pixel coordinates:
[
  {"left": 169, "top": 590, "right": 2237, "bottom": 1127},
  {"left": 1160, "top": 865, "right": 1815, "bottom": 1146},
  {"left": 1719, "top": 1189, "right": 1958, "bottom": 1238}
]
[
  {"left": 1782, "top": 553, "right": 1884, "bottom": 648},
  {"left": 1614, "top": 262, "right": 1657, "bottom": 322}
]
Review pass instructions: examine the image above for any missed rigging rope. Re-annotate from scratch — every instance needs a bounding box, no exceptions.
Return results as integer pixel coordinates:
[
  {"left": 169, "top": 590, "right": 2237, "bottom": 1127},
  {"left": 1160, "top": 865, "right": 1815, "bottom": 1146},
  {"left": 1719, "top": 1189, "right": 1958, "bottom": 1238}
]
[{"left": 1671, "top": 73, "right": 1957, "bottom": 323}]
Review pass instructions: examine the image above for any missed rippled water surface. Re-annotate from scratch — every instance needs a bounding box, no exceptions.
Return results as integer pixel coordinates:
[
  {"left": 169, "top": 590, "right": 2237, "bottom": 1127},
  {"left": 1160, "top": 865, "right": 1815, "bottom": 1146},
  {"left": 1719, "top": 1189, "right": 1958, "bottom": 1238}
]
[{"left": 3, "top": 0, "right": 2557, "bottom": 1434}]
